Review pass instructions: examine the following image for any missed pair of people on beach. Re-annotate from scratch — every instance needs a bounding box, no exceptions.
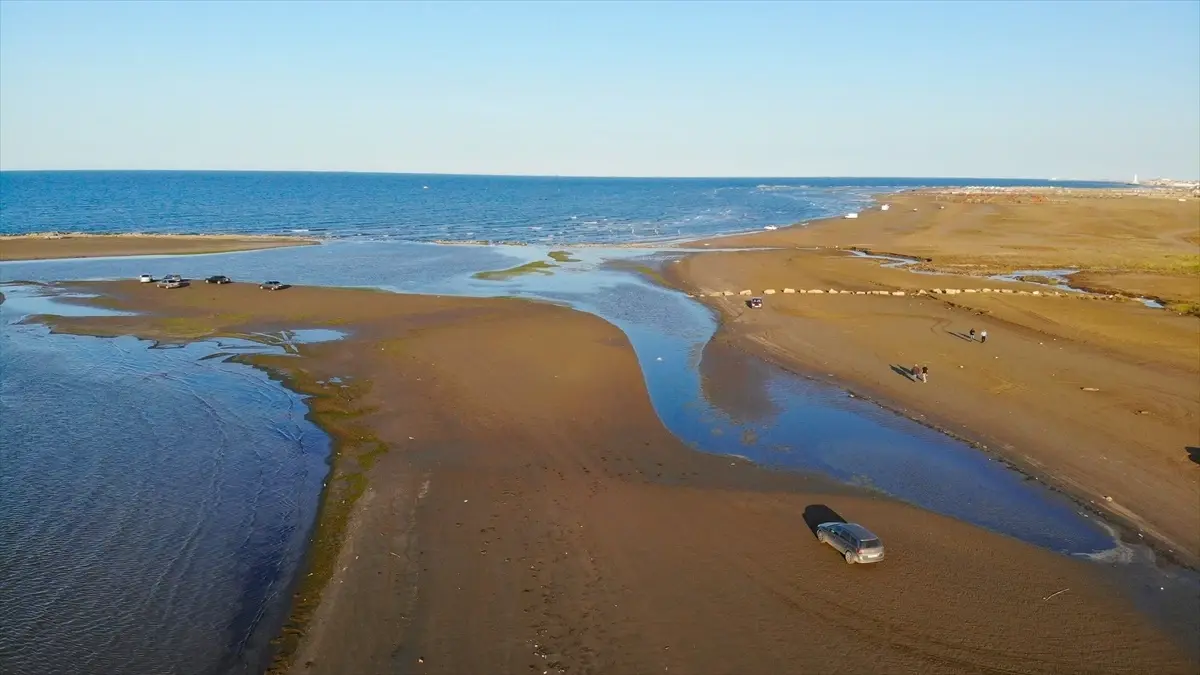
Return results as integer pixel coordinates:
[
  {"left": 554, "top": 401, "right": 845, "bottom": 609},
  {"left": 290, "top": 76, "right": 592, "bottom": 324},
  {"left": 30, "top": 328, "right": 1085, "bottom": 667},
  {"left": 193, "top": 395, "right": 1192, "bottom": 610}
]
[
  {"left": 911, "top": 364, "right": 928, "bottom": 383},
  {"left": 968, "top": 328, "right": 988, "bottom": 343}
]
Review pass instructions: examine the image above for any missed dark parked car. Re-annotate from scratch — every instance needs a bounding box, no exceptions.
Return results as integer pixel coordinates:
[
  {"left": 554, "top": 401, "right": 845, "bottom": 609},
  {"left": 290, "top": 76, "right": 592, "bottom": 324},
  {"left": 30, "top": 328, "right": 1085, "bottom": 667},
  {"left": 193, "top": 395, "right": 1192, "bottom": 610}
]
[
  {"left": 205, "top": 275, "right": 231, "bottom": 284},
  {"left": 259, "top": 280, "right": 285, "bottom": 291},
  {"left": 748, "top": 297, "right": 764, "bottom": 309}
]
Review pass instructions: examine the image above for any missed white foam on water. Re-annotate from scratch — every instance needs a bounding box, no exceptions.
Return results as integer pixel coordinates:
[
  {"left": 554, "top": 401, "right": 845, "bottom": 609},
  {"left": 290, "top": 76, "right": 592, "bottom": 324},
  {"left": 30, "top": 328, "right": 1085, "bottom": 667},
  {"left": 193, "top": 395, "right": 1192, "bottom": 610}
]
[{"left": 1072, "top": 519, "right": 1138, "bottom": 564}]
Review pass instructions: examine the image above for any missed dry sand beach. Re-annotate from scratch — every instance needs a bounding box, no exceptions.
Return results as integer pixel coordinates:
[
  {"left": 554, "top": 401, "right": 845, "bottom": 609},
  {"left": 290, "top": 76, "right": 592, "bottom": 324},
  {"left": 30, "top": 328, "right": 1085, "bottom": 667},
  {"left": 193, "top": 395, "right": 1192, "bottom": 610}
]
[
  {"left": 0, "top": 233, "right": 318, "bottom": 261},
  {"left": 28, "top": 281, "right": 1195, "bottom": 675},
  {"left": 667, "top": 189, "right": 1200, "bottom": 567},
  {"left": 692, "top": 188, "right": 1200, "bottom": 310}
]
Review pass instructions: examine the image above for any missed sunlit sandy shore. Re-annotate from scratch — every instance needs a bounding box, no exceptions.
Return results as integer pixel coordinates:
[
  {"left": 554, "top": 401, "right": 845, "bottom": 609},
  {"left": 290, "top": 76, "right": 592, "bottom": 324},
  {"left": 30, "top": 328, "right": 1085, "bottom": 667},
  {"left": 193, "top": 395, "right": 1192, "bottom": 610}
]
[
  {"left": 666, "top": 189, "right": 1200, "bottom": 567},
  {"left": 27, "top": 279, "right": 1193, "bottom": 675},
  {"left": 0, "top": 233, "right": 319, "bottom": 261}
]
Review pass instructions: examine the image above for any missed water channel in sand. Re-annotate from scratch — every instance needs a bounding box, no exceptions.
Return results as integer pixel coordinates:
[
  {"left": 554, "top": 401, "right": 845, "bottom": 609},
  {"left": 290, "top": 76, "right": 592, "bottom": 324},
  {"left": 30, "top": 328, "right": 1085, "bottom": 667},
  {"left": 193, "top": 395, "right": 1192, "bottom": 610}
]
[{"left": 2, "top": 242, "right": 1197, "bottom": 672}]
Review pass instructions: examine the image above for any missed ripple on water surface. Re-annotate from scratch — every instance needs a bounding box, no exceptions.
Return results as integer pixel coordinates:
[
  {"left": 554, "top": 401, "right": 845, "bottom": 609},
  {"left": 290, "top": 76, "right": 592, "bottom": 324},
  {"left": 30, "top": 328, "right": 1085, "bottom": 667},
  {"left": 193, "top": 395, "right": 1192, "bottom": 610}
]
[
  {"left": 0, "top": 247, "right": 1120, "bottom": 556},
  {"left": 2, "top": 243, "right": 1193, "bottom": 669},
  {"left": 526, "top": 280, "right": 1118, "bottom": 556},
  {"left": 0, "top": 302, "right": 329, "bottom": 675}
]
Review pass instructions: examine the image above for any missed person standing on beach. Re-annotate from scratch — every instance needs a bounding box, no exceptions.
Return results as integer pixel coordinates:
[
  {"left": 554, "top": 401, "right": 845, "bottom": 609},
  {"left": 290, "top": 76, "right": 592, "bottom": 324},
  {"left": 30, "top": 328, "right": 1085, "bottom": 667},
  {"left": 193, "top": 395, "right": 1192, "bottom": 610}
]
[
  {"left": 969, "top": 328, "right": 977, "bottom": 340},
  {"left": 912, "top": 364, "right": 921, "bottom": 381},
  {"left": 920, "top": 365, "right": 929, "bottom": 383},
  {"left": 980, "top": 330, "right": 988, "bottom": 344}
]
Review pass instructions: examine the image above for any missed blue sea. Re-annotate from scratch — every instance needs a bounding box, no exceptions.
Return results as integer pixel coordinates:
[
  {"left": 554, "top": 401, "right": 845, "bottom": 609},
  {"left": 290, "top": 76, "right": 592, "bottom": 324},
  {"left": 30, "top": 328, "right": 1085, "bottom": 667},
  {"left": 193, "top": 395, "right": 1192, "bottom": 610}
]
[
  {"left": 0, "top": 171, "right": 1120, "bottom": 243},
  {"left": 2, "top": 172, "right": 1193, "bottom": 675}
]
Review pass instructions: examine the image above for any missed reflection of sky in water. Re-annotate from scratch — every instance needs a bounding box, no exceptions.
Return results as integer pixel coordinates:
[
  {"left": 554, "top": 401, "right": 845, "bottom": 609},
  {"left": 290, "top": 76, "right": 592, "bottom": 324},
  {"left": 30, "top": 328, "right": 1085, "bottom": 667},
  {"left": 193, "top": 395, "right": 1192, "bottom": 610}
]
[
  {"left": 9, "top": 239, "right": 1200, "bottom": 658},
  {"left": 0, "top": 283, "right": 136, "bottom": 317},
  {"left": 534, "top": 283, "right": 1116, "bottom": 555},
  {"left": 1, "top": 243, "right": 1117, "bottom": 556},
  {"left": 0, "top": 293, "right": 329, "bottom": 675}
]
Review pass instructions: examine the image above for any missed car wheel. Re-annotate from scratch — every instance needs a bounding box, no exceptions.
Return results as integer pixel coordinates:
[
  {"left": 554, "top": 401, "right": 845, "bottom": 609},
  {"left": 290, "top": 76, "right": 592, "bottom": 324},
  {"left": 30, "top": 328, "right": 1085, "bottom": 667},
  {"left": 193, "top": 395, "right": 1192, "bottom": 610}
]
[
  {"left": 816, "top": 532, "right": 826, "bottom": 544},
  {"left": 844, "top": 551, "right": 856, "bottom": 564}
]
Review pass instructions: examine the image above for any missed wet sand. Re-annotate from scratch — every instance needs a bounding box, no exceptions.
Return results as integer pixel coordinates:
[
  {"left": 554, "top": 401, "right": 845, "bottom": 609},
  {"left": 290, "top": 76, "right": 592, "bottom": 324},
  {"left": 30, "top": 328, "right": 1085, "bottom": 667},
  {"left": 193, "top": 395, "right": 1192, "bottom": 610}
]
[
  {"left": 665, "top": 195, "right": 1200, "bottom": 567},
  {"left": 33, "top": 281, "right": 1196, "bottom": 675},
  {"left": 0, "top": 233, "right": 318, "bottom": 261}
]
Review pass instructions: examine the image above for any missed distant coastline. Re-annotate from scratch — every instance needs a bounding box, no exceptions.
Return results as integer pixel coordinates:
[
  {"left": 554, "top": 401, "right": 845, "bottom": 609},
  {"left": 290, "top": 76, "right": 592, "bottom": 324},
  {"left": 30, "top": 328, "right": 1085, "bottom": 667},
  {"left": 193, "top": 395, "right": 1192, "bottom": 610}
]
[
  {"left": 0, "top": 172, "right": 1137, "bottom": 249},
  {"left": 6, "top": 183, "right": 1196, "bottom": 259},
  {"left": 0, "top": 233, "right": 317, "bottom": 261}
]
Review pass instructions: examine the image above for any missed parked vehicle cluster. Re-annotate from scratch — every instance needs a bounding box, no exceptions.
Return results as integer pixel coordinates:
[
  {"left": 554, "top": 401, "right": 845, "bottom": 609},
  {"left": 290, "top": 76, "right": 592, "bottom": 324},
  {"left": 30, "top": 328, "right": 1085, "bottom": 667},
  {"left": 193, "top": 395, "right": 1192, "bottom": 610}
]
[{"left": 137, "top": 274, "right": 288, "bottom": 291}]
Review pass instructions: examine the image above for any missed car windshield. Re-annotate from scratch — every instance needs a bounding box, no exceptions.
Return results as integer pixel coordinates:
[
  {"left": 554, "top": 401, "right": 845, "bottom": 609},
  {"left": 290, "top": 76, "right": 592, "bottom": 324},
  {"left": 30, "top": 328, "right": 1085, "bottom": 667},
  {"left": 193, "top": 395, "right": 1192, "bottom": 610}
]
[{"left": 859, "top": 538, "right": 881, "bottom": 549}]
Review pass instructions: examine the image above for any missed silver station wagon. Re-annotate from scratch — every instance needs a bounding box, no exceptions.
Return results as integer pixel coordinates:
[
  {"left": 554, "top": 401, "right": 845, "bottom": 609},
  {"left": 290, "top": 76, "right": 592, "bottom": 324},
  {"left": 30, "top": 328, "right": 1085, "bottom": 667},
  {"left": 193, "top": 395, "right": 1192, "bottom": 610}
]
[{"left": 816, "top": 522, "right": 885, "bottom": 564}]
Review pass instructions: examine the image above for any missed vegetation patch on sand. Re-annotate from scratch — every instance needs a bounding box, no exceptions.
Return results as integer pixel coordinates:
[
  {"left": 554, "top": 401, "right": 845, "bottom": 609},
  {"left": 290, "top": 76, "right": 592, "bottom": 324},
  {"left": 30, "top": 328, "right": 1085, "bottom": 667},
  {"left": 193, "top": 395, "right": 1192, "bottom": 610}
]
[
  {"left": 471, "top": 260, "right": 557, "bottom": 280},
  {"left": 250, "top": 367, "right": 383, "bottom": 675},
  {"left": 548, "top": 250, "right": 580, "bottom": 263},
  {"left": 1070, "top": 267, "right": 1200, "bottom": 313}
]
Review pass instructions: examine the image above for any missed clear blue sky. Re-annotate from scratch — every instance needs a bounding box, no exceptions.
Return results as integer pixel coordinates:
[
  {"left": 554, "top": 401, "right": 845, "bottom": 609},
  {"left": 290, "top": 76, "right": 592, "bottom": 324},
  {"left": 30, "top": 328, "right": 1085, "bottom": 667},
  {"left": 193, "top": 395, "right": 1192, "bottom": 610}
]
[{"left": 1, "top": 0, "right": 1197, "bottom": 179}]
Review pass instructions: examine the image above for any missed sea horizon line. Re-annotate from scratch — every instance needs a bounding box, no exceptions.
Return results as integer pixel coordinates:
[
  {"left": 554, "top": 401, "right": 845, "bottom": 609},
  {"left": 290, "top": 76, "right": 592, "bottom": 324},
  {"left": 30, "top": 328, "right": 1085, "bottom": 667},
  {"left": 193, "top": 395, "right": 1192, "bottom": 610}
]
[{"left": 0, "top": 169, "right": 1138, "bottom": 184}]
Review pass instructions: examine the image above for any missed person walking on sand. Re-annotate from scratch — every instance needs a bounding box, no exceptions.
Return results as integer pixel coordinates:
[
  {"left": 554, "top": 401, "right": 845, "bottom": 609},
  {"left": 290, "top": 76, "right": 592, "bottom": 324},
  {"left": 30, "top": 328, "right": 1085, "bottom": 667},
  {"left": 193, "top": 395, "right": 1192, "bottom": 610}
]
[
  {"left": 912, "top": 364, "right": 921, "bottom": 381},
  {"left": 969, "top": 328, "right": 977, "bottom": 341},
  {"left": 980, "top": 330, "right": 988, "bottom": 344},
  {"left": 920, "top": 365, "right": 929, "bottom": 383}
]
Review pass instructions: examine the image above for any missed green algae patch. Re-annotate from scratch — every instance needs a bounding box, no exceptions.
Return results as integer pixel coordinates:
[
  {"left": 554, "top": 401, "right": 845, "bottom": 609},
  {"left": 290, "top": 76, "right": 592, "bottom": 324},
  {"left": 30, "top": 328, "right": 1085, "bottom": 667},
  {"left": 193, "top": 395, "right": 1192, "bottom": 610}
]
[
  {"left": 242, "top": 361, "right": 388, "bottom": 675},
  {"left": 548, "top": 250, "right": 580, "bottom": 263},
  {"left": 27, "top": 294, "right": 387, "bottom": 675},
  {"left": 1167, "top": 302, "right": 1200, "bottom": 317},
  {"left": 472, "top": 260, "right": 557, "bottom": 280}
]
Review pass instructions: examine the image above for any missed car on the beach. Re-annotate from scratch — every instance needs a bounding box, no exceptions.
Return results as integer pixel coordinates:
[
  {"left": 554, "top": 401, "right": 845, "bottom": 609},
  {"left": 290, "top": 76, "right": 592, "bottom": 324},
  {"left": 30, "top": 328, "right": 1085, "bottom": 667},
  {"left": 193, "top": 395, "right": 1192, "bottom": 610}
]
[
  {"left": 205, "top": 275, "right": 232, "bottom": 284},
  {"left": 138, "top": 274, "right": 154, "bottom": 283},
  {"left": 156, "top": 279, "right": 185, "bottom": 289},
  {"left": 816, "top": 522, "right": 885, "bottom": 564},
  {"left": 163, "top": 274, "right": 182, "bottom": 283},
  {"left": 259, "top": 280, "right": 285, "bottom": 291},
  {"left": 748, "top": 297, "right": 763, "bottom": 309}
]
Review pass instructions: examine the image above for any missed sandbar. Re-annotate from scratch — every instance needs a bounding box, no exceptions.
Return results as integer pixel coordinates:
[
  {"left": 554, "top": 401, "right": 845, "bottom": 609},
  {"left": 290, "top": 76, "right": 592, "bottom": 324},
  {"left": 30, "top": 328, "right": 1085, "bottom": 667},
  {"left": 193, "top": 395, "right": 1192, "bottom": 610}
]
[
  {"left": 471, "top": 259, "right": 557, "bottom": 280},
  {"left": 665, "top": 190, "right": 1200, "bottom": 567},
  {"left": 0, "top": 233, "right": 318, "bottom": 261},
  {"left": 31, "top": 280, "right": 1196, "bottom": 674}
]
